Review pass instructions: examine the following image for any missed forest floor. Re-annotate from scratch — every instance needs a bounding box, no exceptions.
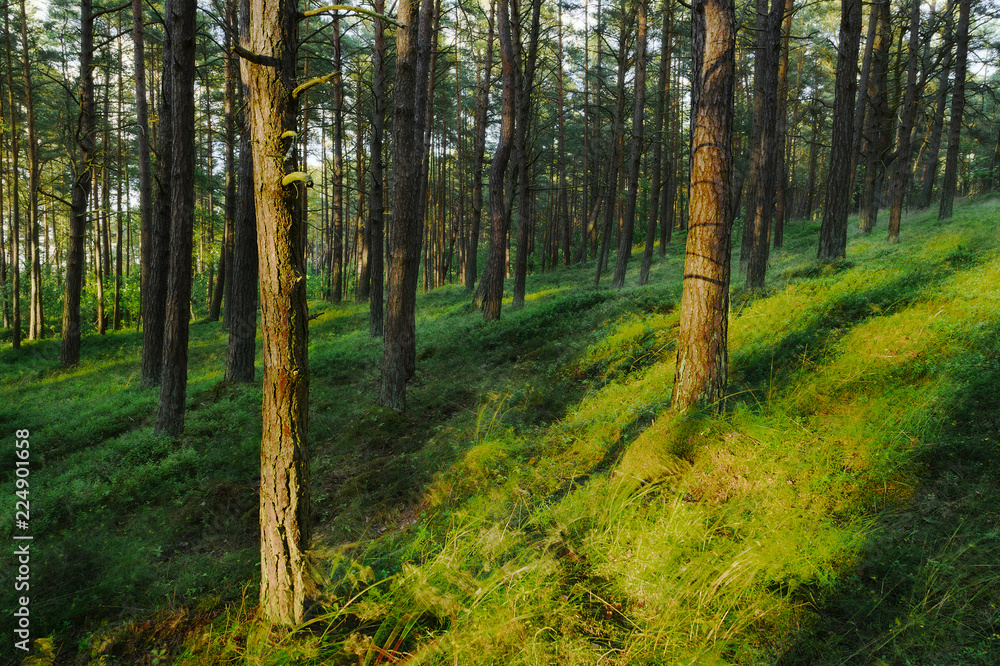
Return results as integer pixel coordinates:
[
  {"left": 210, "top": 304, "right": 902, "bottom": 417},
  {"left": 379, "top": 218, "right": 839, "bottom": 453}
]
[{"left": 3, "top": 199, "right": 1000, "bottom": 665}]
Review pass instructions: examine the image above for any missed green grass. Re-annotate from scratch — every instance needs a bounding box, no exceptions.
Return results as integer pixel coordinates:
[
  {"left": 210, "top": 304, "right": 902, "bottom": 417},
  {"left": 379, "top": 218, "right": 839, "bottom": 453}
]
[{"left": 3, "top": 199, "right": 1000, "bottom": 664}]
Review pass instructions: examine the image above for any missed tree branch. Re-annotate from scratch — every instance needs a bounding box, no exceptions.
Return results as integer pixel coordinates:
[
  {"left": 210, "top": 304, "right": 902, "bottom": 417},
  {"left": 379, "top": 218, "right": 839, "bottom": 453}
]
[{"left": 300, "top": 4, "right": 405, "bottom": 28}]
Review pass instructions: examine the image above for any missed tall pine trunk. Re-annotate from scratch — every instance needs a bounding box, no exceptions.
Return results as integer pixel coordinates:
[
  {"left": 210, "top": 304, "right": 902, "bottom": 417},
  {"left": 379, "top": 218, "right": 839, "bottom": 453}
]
[
  {"left": 61, "top": 0, "right": 95, "bottom": 366},
  {"left": 465, "top": 1, "right": 494, "bottom": 291},
  {"left": 511, "top": 0, "right": 542, "bottom": 308},
  {"left": 918, "top": 0, "right": 954, "bottom": 209},
  {"left": 612, "top": 0, "right": 648, "bottom": 290},
  {"left": 367, "top": 0, "right": 387, "bottom": 335},
  {"left": 241, "top": 0, "right": 310, "bottom": 625},
  {"left": 155, "top": 0, "right": 197, "bottom": 436},
  {"left": 379, "top": 0, "right": 435, "bottom": 409},
  {"left": 479, "top": 0, "right": 517, "bottom": 322},
  {"left": 938, "top": 0, "right": 970, "bottom": 220},
  {"left": 816, "top": 0, "right": 863, "bottom": 262},
  {"left": 672, "top": 0, "right": 735, "bottom": 412},
  {"left": 886, "top": 0, "right": 921, "bottom": 243}
]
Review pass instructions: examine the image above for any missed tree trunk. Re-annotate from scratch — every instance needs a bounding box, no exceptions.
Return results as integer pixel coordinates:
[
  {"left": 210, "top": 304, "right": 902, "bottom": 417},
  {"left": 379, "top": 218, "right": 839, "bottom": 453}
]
[
  {"left": 772, "top": 0, "right": 794, "bottom": 248},
  {"left": 816, "top": 0, "right": 863, "bottom": 262},
  {"left": 641, "top": 0, "right": 672, "bottom": 284},
  {"left": 368, "top": 0, "right": 387, "bottom": 335},
  {"left": 886, "top": 0, "right": 922, "bottom": 243},
  {"left": 857, "top": 0, "right": 891, "bottom": 234},
  {"left": 330, "top": 14, "right": 344, "bottom": 303},
  {"left": 379, "top": 0, "right": 436, "bottom": 409},
  {"left": 141, "top": 7, "right": 173, "bottom": 386},
  {"left": 557, "top": 0, "right": 570, "bottom": 267},
  {"left": 479, "top": 0, "right": 517, "bottom": 322},
  {"left": 221, "top": 0, "right": 238, "bottom": 329},
  {"left": 465, "top": 0, "right": 494, "bottom": 291},
  {"left": 241, "top": 0, "right": 310, "bottom": 625},
  {"left": 61, "top": 0, "right": 95, "bottom": 366},
  {"left": 918, "top": 0, "right": 954, "bottom": 209},
  {"left": 225, "top": 53, "right": 258, "bottom": 383},
  {"left": 612, "top": 0, "right": 648, "bottom": 290},
  {"left": 743, "top": 0, "right": 782, "bottom": 289},
  {"left": 594, "top": 12, "right": 629, "bottom": 288},
  {"left": 19, "top": 0, "right": 42, "bottom": 340},
  {"left": 4, "top": 2, "right": 21, "bottom": 351},
  {"left": 937, "top": 0, "right": 969, "bottom": 220},
  {"left": 672, "top": 0, "right": 735, "bottom": 412},
  {"left": 155, "top": 0, "right": 197, "bottom": 436},
  {"left": 511, "top": 0, "right": 542, "bottom": 308}
]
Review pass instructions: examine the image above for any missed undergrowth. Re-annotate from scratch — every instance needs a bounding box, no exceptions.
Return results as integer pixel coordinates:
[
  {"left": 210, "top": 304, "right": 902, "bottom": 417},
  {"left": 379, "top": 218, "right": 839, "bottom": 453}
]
[{"left": 2, "top": 199, "right": 1000, "bottom": 664}]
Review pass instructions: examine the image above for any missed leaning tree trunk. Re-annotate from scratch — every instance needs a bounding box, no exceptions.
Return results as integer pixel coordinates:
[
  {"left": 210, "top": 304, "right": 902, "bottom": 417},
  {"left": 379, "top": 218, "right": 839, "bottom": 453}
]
[
  {"left": 241, "top": 0, "right": 310, "bottom": 625},
  {"left": 816, "top": 0, "right": 863, "bottom": 262},
  {"left": 612, "top": 0, "right": 648, "bottom": 290},
  {"left": 938, "top": 0, "right": 970, "bottom": 220},
  {"left": 61, "top": 0, "right": 96, "bottom": 366},
  {"left": 672, "top": 0, "right": 735, "bottom": 413}
]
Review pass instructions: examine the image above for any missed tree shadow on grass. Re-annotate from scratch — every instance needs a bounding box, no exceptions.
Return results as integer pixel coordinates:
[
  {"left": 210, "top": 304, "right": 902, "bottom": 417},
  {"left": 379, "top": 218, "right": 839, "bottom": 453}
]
[
  {"left": 775, "top": 322, "right": 1000, "bottom": 665},
  {"left": 730, "top": 249, "right": 984, "bottom": 398}
]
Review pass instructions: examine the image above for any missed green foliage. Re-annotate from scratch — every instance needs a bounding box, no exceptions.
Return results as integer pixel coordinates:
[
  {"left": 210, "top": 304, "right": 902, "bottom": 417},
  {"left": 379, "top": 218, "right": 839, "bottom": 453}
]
[{"left": 6, "top": 199, "right": 1000, "bottom": 664}]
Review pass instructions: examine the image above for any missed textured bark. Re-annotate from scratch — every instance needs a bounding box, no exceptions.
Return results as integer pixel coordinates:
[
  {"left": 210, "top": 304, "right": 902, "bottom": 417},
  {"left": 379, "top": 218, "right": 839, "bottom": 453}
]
[
  {"left": 938, "top": 0, "right": 969, "bottom": 220},
  {"left": 641, "top": 0, "right": 672, "bottom": 284},
  {"left": 886, "top": 0, "right": 921, "bottom": 243},
  {"left": 594, "top": 13, "right": 628, "bottom": 288},
  {"left": 241, "top": 0, "right": 310, "bottom": 625},
  {"left": 61, "top": 0, "right": 95, "bottom": 366},
  {"left": 20, "top": 0, "right": 42, "bottom": 340},
  {"left": 329, "top": 15, "right": 344, "bottom": 303},
  {"left": 142, "top": 10, "right": 173, "bottom": 386},
  {"left": 612, "top": 0, "right": 648, "bottom": 290},
  {"left": 5, "top": 2, "right": 21, "bottom": 351},
  {"left": 557, "top": 0, "right": 570, "bottom": 267},
  {"left": 511, "top": 0, "right": 542, "bottom": 308},
  {"left": 817, "top": 0, "right": 863, "bottom": 262},
  {"left": 849, "top": 0, "right": 880, "bottom": 195},
  {"left": 465, "top": 1, "right": 494, "bottom": 291},
  {"left": 772, "top": 0, "right": 794, "bottom": 248},
  {"left": 155, "top": 0, "right": 197, "bottom": 436},
  {"left": 857, "top": 0, "right": 891, "bottom": 234},
  {"left": 742, "top": 0, "right": 782, "bottom": 289},
  {"left": 379, "top": 0, "right": 435, "bottom": 409},
  {"left": 367, "top": 0, "right": 386, "bottom": 335},
  {"left": 673, "top": 0, "right": 734, "bottom": 413},
  {"left": 225, "top": 17, "right": 258, "bottom": 383},
  {"left": 218, "top": 0, "right": 238, "bottom": 329},
  {"left": 918, "top": 0, "right": 954, "bottom": 209},
  {"left": 479, "top": 0, "right": 516, "bottom": 322}
]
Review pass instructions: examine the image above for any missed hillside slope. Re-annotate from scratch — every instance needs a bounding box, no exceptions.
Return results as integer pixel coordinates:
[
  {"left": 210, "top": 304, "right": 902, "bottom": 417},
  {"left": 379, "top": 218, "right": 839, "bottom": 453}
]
[{"left": 2, "top": 200, "right": 999, "bottom": 664}]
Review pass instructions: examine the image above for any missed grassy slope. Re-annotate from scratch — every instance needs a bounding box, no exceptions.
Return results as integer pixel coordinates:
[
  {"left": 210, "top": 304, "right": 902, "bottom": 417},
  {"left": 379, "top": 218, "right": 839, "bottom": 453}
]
[{"left": 2, "top": 199, "right": 1000, "bottom": 664}]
